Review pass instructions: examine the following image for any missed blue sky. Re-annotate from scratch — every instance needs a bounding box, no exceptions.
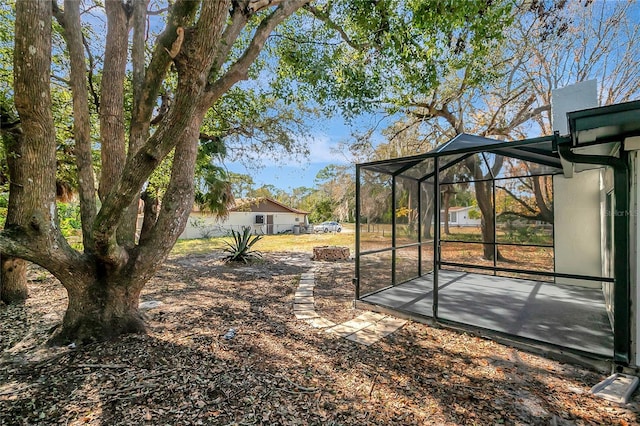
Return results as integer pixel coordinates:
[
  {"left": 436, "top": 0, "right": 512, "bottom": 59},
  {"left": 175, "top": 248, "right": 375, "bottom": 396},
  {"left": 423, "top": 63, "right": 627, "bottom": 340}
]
[{"left": 225, "top": 112, "right": 391, "bottom": 192}]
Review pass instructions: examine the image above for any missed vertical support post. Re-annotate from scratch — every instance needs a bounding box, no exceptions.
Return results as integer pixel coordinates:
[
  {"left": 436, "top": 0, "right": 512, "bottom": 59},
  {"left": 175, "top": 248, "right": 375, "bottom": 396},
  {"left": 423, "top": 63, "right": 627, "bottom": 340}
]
[
  {"left": 418, "top": 180, "right": 422, "bottom": 277},
  {"left": 433, "top": 157, "right": 440, "bottom": 319},
  {"left": 355, "top": 165, "right": 361, "bottom": 300},
  {"left": 391, "top": 174, "right": 397, "bottom": 286},
  {"left": 492, "top": 177, "right": 497, "bottom": 275},
  {"left": 613, "top": 156, "right": 631, "bottom": 364}
]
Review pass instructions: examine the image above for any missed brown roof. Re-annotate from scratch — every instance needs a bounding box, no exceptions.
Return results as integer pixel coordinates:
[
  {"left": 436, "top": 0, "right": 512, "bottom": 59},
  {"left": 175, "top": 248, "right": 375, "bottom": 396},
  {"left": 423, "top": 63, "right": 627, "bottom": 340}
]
[
  {"left": 447, "top": 206, "right": 474, "bottom": 212},
  {"left": 229, "top": 197, "right": 309, "bottom": 215}
]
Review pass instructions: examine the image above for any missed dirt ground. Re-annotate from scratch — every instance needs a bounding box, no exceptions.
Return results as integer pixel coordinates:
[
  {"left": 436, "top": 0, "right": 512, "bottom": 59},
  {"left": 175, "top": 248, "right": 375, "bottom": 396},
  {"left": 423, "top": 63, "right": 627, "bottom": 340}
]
[{"left": 1, "top": 251, "right": 639, "bottom": 425}]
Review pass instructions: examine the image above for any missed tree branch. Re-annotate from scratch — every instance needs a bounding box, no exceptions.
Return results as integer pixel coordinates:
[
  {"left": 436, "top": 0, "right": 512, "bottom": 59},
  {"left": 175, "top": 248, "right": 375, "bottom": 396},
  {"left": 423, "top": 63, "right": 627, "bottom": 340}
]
[
  {"left": 407, "top": 100, "right": 459, "bottom": 131},
  {"left": 131, "top": 0, "right": 149, "bottom": 124},
  {"left": 205, "top": 0, "right": 310, "bottom": 102},
  {"left": 134, "top": 115, "right": 203, "bottom": 278},
  {"left": 82, "top": 33, "right": 101, "bottom": 112},
  {"left": 497, "top": 211, "right": 544, "bottom": 221},
  {"left": 62, "top": 0, "right": 98, "bottom": 252},
  {"left": 129, "top": 0, "right": 199, "bottom": 139},
  {"left": 94, "top": 1, "right": 229, "bottom": 256},
  {"left": 209, "top": 1, "right": 250, "bottom": 78},
  {"left": 496, "top": 185, "right": 537, "bottom": 215},
  {"left": 303, "top": 4, "right": 367, "bottom": 50},
  {"left": 533, "top": 176, "right": 553, "bottom": 223}
]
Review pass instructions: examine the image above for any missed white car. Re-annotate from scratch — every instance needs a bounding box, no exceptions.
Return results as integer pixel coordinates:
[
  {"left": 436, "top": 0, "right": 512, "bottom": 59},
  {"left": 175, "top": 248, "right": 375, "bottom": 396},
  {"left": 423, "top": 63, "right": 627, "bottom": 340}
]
[{"left": 314, "top": 221, "right": 342, "bottom": 233}]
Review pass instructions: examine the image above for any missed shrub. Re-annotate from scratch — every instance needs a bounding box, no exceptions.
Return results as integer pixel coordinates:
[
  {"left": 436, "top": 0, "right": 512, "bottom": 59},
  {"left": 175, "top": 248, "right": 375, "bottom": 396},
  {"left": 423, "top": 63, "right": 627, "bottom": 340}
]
[
  {"left": 57, "top": 202, "right": 82, "bottom": 238},
  {"left": 223, "top": 226, "right": 263, "bottom": 263}
]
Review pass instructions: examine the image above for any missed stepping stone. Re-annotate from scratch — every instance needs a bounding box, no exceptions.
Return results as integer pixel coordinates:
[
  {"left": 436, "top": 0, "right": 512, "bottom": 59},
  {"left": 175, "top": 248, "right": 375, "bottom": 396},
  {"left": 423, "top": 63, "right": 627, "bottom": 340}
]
[
  {"left": 325, "top": 314, "right": 385, "bottom": 338},
  {"left": 293, "top": 303, "right": 314, "bottom": 311},
  {"left": 354, "top": 311, "right": 387, "bottom": 323},
  {"left": 326, "top": 322, "right": 371, "bottom": 338},
  {"left": 297, "top": 285, "right": 314, "bottom": 291},
  {"left": 292, "top": 264, "right": 405, "bottom": 346},
  {"left": 305, "top": 317, "right": 336, "bottom": 329},
  {"left": 295, "top": 296, "right": 314, "bottom": 304},
  {"left": 345, "top": 329, "right": 379, "bottom": 346},
  {"left": 345, "top": 317, "right": 407, "bottom": 346},
  {"left": 295, "top": 310, "right": 320, "bottom": 320},
  {"left": 298, "top": 283, "right": 314, "bottom": 288},
  {"left": 139, "top": 300, "right": 164, "bottom": 310},
  {"left": 295, "top": 289, "right": 313, "bottom": 297}
]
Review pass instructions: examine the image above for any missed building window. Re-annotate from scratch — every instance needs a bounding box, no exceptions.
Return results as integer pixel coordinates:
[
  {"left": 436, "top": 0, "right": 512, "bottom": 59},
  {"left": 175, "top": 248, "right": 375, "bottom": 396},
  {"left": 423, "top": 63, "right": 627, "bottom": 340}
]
[
  {"left": 295, "top": 217, "right": 299, "bottom": 222},
  {"left": 449, "top": 212, "right": 457, "bottom": 223},
  {"left": 255, "top": 214, "right": 264, "bottom": 224}
]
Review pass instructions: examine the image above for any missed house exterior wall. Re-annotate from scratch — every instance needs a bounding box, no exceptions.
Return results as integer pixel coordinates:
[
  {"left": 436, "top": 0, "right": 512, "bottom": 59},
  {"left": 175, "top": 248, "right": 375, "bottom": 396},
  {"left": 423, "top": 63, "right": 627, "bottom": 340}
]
[
  {"left": 453, "top": 207, "right": 481, "bottom": 226},
  {"left": 438, "top": 207, "right": 481, "bottom": 227},
  {"left": 553, "top": 169, "right": 603, "bottom": 288},
  {"left": 180, "top": 211, "right": 307, "bottom": 239},
  {"left": 551, "top": 80, "right": 598, "bottom": 136}
]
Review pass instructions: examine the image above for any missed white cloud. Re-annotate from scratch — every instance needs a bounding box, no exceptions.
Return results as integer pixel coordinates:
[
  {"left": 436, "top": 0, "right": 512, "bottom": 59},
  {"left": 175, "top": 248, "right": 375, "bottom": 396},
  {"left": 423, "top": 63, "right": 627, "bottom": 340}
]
[{"left": 286, "top": 132, "right": 352, "bottom": 165}]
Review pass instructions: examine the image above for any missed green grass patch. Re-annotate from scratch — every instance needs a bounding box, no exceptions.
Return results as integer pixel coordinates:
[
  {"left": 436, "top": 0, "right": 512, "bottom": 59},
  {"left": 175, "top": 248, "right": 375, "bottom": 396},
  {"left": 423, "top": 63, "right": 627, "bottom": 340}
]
[
  {"left": 171, "top": 238, "right": 227, "bottom": 256},
  {"left": 171, "top": 230, "right": 355, "bottom": 257}
]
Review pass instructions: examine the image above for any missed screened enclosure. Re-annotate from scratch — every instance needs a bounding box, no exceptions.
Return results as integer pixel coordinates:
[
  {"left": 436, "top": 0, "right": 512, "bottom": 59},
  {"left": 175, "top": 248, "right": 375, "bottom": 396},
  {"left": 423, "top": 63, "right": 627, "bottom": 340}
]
[{"left": 355, "top": 130, "right": 629, "bottom": 361}]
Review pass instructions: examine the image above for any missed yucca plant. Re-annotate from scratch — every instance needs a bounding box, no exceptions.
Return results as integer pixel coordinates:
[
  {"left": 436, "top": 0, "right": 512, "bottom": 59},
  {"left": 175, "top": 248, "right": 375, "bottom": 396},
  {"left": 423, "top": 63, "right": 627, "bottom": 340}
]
[{"left": 223, "top": 227, "right": 263, "bottom": 263}]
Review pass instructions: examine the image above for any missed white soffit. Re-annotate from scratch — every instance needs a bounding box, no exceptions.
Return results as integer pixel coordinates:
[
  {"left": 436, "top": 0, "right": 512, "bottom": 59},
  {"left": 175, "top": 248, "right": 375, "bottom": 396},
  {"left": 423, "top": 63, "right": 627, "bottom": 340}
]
[{"left": 625, "top": 136, "right": 640, "bottom": 151}]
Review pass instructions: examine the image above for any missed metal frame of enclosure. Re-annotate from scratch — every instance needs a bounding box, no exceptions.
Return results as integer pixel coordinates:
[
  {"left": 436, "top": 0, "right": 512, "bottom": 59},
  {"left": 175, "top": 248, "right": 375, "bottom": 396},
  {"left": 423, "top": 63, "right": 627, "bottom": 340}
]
[{"left": 355, "top": 101, "right": 640, "bottom": 365}]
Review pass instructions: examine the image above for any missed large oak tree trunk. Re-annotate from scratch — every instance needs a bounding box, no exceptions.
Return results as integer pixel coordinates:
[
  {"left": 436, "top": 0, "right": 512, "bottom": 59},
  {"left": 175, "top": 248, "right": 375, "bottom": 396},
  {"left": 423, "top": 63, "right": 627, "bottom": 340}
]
[
  {"left": 533, "top": 175, "right": 554, "bottom": 223},
  {"left": 51, "top": 272, "right": 145, "bottom": 345},
  {"left": 1, "top": 256, "right": 28, "bottom": 304},
  {"left": 7, "top": 0, "right": 59, "bottom": 303},
  {"left": 442, "top": 190, "right": 451, "bottom": 235},
  {"left": 466, "top": 155, "right": 503, "bottom": 261},
  {"left": 421, "top": 184, "right": 434, "bottom": 239},
  {"left": 0, "top": 107, "right": 28, "bottom": 304},
  {"left": 423, "top": 211, "right": 433, "bottom": 239},
  {"left": 475, "top": 180, "right": 497, "bottom": 260}
]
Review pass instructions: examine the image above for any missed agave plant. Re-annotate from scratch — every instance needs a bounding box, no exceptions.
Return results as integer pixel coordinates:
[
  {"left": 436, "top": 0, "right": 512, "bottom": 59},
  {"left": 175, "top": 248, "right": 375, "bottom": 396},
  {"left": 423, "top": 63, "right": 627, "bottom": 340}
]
[{"left": 223, "top": 227, "right": 263, "bottom": 263}]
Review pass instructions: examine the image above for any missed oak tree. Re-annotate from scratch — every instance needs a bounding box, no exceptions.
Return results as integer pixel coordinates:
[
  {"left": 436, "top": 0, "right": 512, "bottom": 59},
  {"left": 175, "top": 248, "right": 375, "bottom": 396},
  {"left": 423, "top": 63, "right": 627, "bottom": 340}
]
[
  {"left": 3, "top": 0, "right": 309, "bottom": 343},
  {"left": 2, "top": 0, "right": 519, "bottom": 343}
]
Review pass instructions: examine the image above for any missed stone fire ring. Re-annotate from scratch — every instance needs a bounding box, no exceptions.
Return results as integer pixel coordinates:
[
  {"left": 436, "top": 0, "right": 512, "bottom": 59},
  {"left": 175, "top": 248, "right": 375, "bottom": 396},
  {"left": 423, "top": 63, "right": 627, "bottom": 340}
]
[{"left": 312, "top": 246, "right": 350, "bottom": 261}]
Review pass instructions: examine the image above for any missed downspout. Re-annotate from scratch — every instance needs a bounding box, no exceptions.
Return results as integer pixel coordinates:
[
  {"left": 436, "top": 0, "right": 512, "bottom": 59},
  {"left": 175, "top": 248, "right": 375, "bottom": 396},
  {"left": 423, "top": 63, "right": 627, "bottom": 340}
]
[{"left": 558, "top": 142, "right": 631, "bottom": 365}]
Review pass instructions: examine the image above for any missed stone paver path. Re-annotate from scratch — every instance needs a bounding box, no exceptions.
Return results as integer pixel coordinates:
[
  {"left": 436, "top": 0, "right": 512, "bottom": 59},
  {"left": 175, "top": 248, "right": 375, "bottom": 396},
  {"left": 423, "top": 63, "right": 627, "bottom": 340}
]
[{"left": 292, "top": 263, "right": 407, "bottom": 346}]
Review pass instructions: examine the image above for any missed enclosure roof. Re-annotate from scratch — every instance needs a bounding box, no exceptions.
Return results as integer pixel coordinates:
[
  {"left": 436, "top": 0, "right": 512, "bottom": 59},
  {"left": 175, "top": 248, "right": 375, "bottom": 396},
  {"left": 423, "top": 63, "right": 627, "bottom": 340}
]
[
  {"left": 567, "top": 99, "right": 640, "bottom": 147},
  {"left": 359, "top": 133, "right": 563, "bottom": 180}
]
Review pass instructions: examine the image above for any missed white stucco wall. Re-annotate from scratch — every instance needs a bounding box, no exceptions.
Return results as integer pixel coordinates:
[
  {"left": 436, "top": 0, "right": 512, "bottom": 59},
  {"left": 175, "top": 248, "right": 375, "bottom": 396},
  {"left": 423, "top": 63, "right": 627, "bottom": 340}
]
[
  {"left": 179, "top": 211, "right": 306, "bottom": 239},
  {"left": 553, "top": 169, "right": 603, "bottom": 287},
  {"left": 551, "top": 80, "right": 598, "bottom": 136},
  {"left": 453, "top": 207, "right": 481, "bottom": 226}
]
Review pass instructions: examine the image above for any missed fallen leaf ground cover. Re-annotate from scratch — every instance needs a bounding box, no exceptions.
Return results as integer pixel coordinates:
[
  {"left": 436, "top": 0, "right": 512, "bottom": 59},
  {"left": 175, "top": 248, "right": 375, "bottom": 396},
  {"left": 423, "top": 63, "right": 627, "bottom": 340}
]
[{"left": 1, "top": 250, "right": 639, "bottom": 425}]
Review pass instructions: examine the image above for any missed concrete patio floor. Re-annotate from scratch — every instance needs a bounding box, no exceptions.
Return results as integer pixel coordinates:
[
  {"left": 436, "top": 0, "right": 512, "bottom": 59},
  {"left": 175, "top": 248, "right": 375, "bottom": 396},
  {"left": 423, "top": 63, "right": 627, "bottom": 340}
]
[{"left": 360, "top": 270, "right": 614, "bottom": 357}]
